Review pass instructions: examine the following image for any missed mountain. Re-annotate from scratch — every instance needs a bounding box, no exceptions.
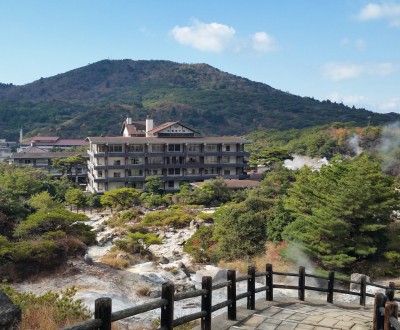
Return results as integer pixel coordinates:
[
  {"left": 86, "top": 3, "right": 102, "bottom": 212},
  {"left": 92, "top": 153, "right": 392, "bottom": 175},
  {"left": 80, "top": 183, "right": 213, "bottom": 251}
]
[{"left": 0, "top": 59, "right": 399, "bottom": 141}]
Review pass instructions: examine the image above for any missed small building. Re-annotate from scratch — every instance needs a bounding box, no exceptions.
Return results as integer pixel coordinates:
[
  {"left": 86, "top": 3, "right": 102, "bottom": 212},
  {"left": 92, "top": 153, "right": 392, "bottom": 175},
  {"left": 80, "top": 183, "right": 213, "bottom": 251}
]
[
  {"left": 19, "top": 136, "right": 88, "bottom": 152},
  {"left": 86, "top": 116, "right": 250, "bottom": 193},
  {"left": 9, "top": 148, "right": 88, "bottom": 183}
]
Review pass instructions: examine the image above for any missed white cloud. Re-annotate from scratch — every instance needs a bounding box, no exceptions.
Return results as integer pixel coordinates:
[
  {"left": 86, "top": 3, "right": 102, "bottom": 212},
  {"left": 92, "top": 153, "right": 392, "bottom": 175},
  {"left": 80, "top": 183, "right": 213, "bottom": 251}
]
[
  {"left": 323, "top": 62, "right": 398, "bottom": 81},
  {"left": 357, "top": 2, "right": 400, "bottom": 27},
  {"left": 170, "top": 19, "right": 278, "bottom": 54},
  {"left": 170, "top": 19, "right": 236, "bottom": 53},
  {"left": 379, "top": 97, "right": 400, "bottom": 112},
  {"left": 323, "top": 63, "right": 363, "bottom": 81},
  {"left": 251, "top": 32, "right": 277, "bottom": 53}
]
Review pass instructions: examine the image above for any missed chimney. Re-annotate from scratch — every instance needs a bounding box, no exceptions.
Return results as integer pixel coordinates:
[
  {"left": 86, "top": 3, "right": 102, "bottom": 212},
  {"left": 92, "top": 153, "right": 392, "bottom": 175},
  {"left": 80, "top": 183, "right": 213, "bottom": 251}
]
[
  {"left": 146, "top": 115, "right": 154, "bottom": 137},
  {"left": 19, "top": 128, "right": 23, "bottom": 143},
  {"left": 126, "top": 117, "right": 132, "bottom": 125}
]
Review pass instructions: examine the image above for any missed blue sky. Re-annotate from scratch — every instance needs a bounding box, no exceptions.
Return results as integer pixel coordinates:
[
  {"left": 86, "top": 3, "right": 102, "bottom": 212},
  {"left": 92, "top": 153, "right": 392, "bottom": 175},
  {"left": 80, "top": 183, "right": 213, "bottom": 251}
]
[{"left": 0, "top": 0, "right": 399, "bottom": 113}]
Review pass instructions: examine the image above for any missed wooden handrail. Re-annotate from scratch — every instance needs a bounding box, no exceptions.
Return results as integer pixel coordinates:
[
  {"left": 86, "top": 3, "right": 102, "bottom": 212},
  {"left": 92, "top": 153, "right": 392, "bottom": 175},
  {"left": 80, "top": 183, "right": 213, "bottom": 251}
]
[{"left": 60, "top": 264, "right": 396, "bottom": 330}]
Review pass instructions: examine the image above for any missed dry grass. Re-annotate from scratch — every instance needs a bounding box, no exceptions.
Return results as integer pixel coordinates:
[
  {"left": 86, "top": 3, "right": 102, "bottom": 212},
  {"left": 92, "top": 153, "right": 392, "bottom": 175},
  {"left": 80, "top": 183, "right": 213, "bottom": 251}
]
[
  {"left": 20, "top": 305, "right": 88, "bottom": 330},
  {"left": 100, "top": 249, "right": 133, "bottom": 269},
  {"left": 218, "top": 241, "right": 293, "bottom": 274},
  {"left": 136, "top": 286, "right": 151, "bottom": 296},
  {"left": 253, "top": 241, "right": 292, "bottom": 272}
]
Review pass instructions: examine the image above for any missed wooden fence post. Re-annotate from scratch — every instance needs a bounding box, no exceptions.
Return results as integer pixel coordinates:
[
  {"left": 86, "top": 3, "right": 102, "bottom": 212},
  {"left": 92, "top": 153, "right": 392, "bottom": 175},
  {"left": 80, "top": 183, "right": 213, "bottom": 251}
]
[
  {"left": 94, "top": 298, "right": 112, "bottom": 330},
  {"left": 202, "top": 276, "right": 213, "bottom": 330},
  {"left": 384, "top": 301, "right": 398, "bottom": 330},
  {"left": 373, "top": 293, "right": 387, "bottom": 330},
  {"left": 298, "top": 266, "right": 305, "bottom": 301},
  {"left": 161, "top": 282, "right": 174, "bottom": 330},
  {"left": 386, "top": 282, "right": 395, "bottom": 301},
  {"left": 327, "top": 271, "right": 334, "bottom": 304},
  {"left": 247, "top": 266, "right": 256, "bottom": 310},
  {"left": 266, "top": 263, "right": 273, "bottom": 301},
  {"left": 360, "top": 275, "right": 366, "bottom": 306},
  {"left": 227, "top": 270, "right": 237, "bottom": 321}
]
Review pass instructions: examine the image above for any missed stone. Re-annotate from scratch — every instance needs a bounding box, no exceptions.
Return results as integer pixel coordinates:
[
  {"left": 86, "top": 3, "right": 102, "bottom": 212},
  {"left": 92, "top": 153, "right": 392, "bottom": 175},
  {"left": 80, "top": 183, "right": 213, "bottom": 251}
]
[
  {"left": 83, "top": 254, "right": 93, "bottom": 265},
  {"left": 159, "top": 256, "right": 169, "bottom": 264},
  {"left": 179, "top": 262, "right": 190, "bottom": 278},
  {"left": 350, "top": 273, "right": 370, "bottom": 292},
  {"left": 0, "top": 291, "right": 21, "bottom": 330}
]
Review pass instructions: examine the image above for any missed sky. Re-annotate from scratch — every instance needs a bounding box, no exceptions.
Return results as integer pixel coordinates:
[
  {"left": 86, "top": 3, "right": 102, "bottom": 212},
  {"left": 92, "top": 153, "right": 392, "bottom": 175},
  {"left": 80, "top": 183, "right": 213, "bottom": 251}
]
[{"left": 0, "top": 0, "right": 399, "bottom": 114}]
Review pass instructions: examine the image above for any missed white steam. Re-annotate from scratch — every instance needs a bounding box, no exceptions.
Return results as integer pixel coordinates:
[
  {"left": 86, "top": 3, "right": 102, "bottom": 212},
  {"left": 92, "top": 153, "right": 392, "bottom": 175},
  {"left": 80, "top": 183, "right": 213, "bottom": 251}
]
[
  {"left": 348, "top": 134, "right": 363, "bottom": 156},
  {"left": 284, "top": 155, "right": 328, "bottom": 170},
  {"left": 377, "top": 122, "right": 400, "bottom": 175}
]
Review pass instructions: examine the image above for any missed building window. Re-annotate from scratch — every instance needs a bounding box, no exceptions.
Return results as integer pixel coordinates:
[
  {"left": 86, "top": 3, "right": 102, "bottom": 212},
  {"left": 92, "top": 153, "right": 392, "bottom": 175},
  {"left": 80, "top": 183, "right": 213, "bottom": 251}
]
[
  {"left": 114, "top": 160, "right": 121, "bottom": 165},
  {"left": 168, "top": 168, "right": 181, "bottom": 175},
  {"left": 98, "top": 183, "right": 104, "bottom": 190},
  {"left": 148, "top": 157, "right": 163, "bottom": 164},
  {"left": 109, "top": 145, "right": 123, "bottom": 152},
  {"left": 98, "top": 170, "right": 103, "bottom": 178},
  {"left": 222, "top": 156, "right": 230, "bottom": 163},
  {"left": 224, "top": 170, "right": 231, "bottom": 175},
  {"left": 152, "top": 169, "right": 161, "bottom": 175},
  {"left": 150, "top": 144, "right": 163, "bottom": 152},
  {"left": 168, "top": 181, "right": 174, "bottom": 188},
  {"left": 128, "top": 169, "right": 143, "bottom": 176},
  {"left": 205, "top": 144, "right": 218, "bottom": 152},
  {"left": 187, "top": 168, "right": 197, "bottom": 175},
  {"left": 168, "top": 144, "right": 181, "bottom": 152},
  {"left": 128, "top": 144, "right": 144, "bottom": 152},
  {"left": 113, "top": 172, "right": 121, "bottom": 178},
  {"left": 188, "top": 144, "right": 200, "bottom": 152},
  {"left": 205, "top": 156, "right": 218, "bottom": 164},
  {"left": 131, "top": 157, "right": 143, "bottom": 164},
  {"left": 97, "top": 145, "right": 106, "bottom": 152},
  {"left": 24, "top": 159, "right": 31, "bottom": 164},
  {"left": 204, "top": 168, "right": 216, "bottom": 175},
  {"left": 225, "top": 145, "right": 231, "bottom": 152}
]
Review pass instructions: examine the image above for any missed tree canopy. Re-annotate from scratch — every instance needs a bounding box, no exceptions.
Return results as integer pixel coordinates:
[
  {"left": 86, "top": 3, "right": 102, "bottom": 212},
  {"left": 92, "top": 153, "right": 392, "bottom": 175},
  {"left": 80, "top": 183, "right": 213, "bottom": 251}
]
[{"left": 282, "top": 154, "right": 398, "bottom": 269}]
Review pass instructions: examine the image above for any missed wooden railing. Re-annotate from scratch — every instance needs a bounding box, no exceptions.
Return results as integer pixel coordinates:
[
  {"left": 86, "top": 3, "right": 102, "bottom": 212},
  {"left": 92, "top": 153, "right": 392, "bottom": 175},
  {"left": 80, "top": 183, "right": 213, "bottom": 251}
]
[
  {"left": 373, "top": 289, "right": 400, "bottom": 330},
  {"left": 61, "top": 264, "right": 398, "bottom": 330}
]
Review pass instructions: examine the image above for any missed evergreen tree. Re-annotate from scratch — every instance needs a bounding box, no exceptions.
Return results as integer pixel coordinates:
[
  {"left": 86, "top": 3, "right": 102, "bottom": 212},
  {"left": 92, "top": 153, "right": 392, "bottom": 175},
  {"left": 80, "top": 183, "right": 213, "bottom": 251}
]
[{"left": 283, "top": 155, "right": 398, "bottom": 269}]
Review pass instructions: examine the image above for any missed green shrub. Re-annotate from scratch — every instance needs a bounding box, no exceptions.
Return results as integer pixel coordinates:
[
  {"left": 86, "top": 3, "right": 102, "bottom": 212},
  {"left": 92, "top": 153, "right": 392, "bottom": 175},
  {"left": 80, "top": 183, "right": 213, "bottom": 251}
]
[
  {"left": 115, "top": 232, "right": 162, "bottom": 254},
  {"left": 105, "top": 209, "right": 143, "bottom": 228},
  {"left": 141, "top": 207, "right": 194, "bottom": 228},
  {"left": 184, "top": 226, "right": 217, "bottom": 262}
]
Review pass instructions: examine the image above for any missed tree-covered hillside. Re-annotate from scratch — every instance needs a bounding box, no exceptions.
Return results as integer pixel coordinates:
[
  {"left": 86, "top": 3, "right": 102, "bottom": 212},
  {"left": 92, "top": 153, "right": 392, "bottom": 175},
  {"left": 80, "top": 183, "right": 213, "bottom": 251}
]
[{"left": 1, "top": 59, "right": 398, "bottom": 141}]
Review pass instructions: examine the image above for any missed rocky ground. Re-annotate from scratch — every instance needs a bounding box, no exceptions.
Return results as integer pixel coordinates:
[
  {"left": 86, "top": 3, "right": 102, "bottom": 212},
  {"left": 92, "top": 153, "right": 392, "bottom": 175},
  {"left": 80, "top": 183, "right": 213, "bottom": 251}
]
[{"left": 11, "top": 210, "right": 239, "bottom": 328}]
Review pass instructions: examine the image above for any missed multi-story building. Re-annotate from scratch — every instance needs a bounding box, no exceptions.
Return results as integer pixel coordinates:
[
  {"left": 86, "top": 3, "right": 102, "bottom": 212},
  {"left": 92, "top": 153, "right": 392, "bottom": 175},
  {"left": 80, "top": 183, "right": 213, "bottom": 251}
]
[
  {"left": 87, "top": 117, "right": 250, "bottom": 193},
  {"left": 9, "top": 146, "right": 88, "bottom": 183}
]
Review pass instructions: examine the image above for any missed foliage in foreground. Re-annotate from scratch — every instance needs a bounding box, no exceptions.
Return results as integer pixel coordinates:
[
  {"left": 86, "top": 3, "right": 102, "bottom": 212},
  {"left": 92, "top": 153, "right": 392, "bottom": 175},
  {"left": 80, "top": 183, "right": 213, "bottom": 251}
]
[{"left": 0, "top": 284, "right": 91, "bottom": 330}]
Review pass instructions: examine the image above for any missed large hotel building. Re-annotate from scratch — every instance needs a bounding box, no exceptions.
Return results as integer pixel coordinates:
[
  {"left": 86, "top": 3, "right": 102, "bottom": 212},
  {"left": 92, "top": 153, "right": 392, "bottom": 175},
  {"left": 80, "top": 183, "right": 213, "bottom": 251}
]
[{"left": 86, "top": 116, "right": 250, "bottom": 193}]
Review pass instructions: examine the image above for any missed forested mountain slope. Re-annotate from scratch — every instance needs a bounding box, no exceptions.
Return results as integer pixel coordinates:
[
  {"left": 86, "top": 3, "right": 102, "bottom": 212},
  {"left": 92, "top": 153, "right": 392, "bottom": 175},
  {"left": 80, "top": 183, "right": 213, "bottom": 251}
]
[{"left": 1, "top": 59, "right": 398, "bottom": 140}]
